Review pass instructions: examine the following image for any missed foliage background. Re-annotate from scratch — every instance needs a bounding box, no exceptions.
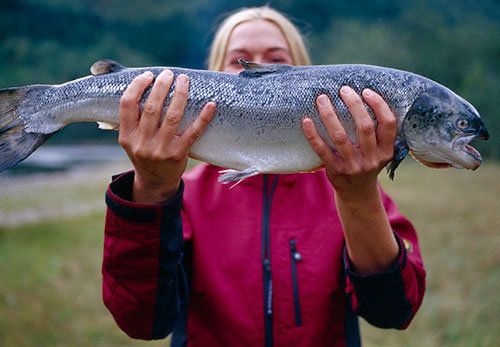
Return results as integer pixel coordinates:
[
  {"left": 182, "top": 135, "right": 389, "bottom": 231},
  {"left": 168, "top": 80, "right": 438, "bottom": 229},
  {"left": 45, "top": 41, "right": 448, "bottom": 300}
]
[{"left": 0, "top": 0, "right": 498, "bottom": 156}]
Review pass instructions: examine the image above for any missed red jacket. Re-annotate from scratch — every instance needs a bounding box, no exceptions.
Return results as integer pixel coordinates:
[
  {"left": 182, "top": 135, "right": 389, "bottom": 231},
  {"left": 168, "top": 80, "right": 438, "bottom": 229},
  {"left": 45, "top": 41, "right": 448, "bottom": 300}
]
[{"left": 103, "top": 163, "right": 426, "bottom": 346}]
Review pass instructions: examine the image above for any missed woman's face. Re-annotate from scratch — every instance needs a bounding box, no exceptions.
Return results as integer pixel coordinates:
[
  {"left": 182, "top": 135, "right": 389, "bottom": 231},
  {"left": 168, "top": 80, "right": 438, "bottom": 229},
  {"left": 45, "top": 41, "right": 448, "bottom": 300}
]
[{"left": 222, "top": 19, "right": 293, "bottom": 73}]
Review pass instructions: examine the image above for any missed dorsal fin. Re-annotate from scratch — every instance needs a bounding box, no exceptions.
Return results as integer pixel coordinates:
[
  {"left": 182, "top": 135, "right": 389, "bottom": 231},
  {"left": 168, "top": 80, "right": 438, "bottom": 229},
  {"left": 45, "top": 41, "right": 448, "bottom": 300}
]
[
  {"left": 90, "top": 59, "right": 126, "bottom": 76},
  {"left": 238, "top": 58, "right": 291, "bottom": 77}
]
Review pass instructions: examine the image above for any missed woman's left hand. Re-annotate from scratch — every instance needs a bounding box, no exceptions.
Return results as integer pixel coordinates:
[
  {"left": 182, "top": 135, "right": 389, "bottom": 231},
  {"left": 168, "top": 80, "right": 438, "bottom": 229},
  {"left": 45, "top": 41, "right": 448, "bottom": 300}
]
[{"left": 302, "top": 86, "right": 397, "bottom": 198}]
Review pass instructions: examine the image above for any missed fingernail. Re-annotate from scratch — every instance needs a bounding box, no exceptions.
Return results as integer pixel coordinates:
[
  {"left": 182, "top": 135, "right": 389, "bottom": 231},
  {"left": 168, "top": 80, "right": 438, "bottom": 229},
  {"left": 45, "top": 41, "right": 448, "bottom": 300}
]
[
  {"left": 178, "top": 75, "right": 188, "bottom": 84},
  {"left": 302, "top": 119, "right": 313, "bottom": 133},
  {"left": 318, "top": 95, "right": 328, "bottom": 105},
  {"left": 340, "top": 86, "right": 352, "bottom": 95},
  {"left": 160, "top": 70, "right": 173, "bottom": 79},
  {"left": 206, "top": 102, "right": 216, "bottom": 111},
  {"left": 143, "top": 71, "right": 154, "bottom": 78},
  {"left": 363, "top": 89, "right": 374, "bottom": 97}
]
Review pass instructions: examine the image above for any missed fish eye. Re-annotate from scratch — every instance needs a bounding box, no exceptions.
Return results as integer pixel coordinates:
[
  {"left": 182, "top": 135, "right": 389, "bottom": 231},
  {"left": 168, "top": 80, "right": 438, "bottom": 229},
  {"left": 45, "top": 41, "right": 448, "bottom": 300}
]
[{"left": 457, "top": 119, "right": 469, "bottom": 130}]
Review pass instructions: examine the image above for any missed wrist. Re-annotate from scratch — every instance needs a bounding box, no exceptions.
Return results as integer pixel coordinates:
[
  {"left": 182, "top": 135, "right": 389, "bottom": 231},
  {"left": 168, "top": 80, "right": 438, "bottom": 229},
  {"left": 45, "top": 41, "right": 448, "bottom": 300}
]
[
  {"left": 333, "top": 177, "right": 380, "bottom": 206},
  {"left": 132, "top": 174, "right": 180, "bottom": 204}
]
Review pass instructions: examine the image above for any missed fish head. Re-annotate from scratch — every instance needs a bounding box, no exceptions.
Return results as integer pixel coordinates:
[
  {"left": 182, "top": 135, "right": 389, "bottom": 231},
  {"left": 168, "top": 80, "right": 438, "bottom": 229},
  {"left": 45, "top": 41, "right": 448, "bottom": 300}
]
[{"left": 401, "top": 86, "right": 489, "bottom": 170}]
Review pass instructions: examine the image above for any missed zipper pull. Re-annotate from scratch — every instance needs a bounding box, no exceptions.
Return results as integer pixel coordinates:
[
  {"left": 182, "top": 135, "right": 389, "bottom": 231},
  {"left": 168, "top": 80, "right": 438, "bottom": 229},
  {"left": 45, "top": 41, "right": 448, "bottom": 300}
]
[{"left": 290, "top": 239, "right": 303, "bottom": 261}]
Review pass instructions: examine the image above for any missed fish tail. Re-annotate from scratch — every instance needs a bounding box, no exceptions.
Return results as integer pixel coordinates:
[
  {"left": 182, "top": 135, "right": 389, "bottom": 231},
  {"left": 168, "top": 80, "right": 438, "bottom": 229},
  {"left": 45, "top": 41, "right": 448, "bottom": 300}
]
[{"left": 0, "top": 86, "right": 57, "bottom": 171}]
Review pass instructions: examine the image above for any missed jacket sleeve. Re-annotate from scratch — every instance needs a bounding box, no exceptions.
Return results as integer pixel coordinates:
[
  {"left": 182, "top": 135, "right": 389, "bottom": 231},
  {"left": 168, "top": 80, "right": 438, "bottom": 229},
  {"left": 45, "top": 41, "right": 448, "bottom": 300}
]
[
  {"left": 102, "top": 171, "right": 189, "bottom": 340},
  {"left": 344, "top": 190, "right": 426, "bottom": 329}
]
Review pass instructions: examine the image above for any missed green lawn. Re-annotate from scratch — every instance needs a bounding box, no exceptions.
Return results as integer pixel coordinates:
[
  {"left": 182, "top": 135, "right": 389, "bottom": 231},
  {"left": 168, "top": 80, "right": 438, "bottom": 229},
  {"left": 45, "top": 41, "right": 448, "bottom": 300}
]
[{"left": 1, "top": 161, "right": 499, "bottom": 346}]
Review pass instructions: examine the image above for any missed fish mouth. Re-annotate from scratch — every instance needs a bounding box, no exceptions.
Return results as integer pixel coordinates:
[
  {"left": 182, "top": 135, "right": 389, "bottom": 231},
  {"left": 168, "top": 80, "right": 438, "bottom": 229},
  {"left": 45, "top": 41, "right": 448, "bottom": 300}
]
[
  {"left": 410, "top": 134, "right": 483, "bottom": 170},
  {"left": 463, "top": 143, "right": 482, "bottom": 164},
  {"left": 452, "top": 134, "right": 483, "bottom": 169}
]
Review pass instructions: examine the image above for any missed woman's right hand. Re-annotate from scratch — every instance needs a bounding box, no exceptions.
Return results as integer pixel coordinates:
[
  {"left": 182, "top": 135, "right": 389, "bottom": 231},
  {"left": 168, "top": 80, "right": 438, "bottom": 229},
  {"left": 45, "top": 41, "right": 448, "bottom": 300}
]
[{"left": 118, "top": 70, "right": 216, "bottom": 204}]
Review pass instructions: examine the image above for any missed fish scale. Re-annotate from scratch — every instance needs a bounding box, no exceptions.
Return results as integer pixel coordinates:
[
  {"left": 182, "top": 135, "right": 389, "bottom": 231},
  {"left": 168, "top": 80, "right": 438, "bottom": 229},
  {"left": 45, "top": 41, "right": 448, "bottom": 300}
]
[{"left": 0, "top": 59, "right": 489, "bottom": 183}]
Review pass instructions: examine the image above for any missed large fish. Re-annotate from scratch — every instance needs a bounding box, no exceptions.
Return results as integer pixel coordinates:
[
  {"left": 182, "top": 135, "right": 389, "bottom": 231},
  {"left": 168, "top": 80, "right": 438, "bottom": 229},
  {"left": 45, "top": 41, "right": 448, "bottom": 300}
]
[{"left": 0, "top": 59, "right": 489, "bottom": 183}]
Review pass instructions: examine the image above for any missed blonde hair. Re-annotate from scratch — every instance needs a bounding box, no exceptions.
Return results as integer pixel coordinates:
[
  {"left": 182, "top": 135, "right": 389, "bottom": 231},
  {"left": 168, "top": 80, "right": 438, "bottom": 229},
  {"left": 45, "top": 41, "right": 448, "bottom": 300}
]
[{"left": 208, "top": 6, "right": 311, "bottom": 71}]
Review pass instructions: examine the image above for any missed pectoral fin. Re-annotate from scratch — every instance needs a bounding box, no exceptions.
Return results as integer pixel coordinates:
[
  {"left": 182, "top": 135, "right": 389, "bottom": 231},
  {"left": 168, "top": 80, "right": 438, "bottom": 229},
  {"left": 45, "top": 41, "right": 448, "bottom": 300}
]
[{"left": 386, "top": 139, "right": 409, "bottom": 180}]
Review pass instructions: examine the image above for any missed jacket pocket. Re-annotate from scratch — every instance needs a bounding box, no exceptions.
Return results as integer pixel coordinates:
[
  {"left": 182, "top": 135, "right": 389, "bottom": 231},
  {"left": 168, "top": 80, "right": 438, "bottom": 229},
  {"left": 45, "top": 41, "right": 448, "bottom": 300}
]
[{"left": 289, "top": 239, "right": 303, "bottom": 326}]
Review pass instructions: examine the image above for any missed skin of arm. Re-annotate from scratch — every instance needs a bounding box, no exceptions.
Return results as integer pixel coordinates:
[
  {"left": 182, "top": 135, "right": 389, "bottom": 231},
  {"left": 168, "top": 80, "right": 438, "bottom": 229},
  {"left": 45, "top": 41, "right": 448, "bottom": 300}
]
[{"left": 302, "top": 87, "right": 400, "bottom": 275}]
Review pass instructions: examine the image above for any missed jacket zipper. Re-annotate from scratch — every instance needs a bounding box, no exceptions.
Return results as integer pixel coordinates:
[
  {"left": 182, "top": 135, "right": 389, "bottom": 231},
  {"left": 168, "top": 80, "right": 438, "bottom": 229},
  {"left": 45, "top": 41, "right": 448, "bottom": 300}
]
[
  {"left": 290, "top": 239, "right": 303, "bottom": 326},
  {"left": 262, "top": 175, "right": 278, "bottom": 347}
]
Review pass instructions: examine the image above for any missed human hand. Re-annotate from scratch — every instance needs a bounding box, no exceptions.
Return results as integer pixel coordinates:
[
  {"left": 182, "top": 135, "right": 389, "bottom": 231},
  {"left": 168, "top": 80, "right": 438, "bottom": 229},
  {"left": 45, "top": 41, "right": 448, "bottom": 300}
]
[
  {"left": 302, "top": 86, "right": 396, "bottom": 199},
  {"left": 118, "top": 70, "right": 216, "bottom": 204}
]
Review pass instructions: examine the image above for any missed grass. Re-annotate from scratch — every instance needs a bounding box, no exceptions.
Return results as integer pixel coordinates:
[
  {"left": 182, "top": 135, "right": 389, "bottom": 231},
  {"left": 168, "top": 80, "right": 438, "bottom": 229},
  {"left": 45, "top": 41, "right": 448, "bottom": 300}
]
[
  {"left": 0, "top": 161, "right": 499, "bottom": 346},
  {"left": 365, "top": 162, "right": 500, "bottom": 346},
  {"left": 0, "top": 163, "right": 169, "bottom": 347}
]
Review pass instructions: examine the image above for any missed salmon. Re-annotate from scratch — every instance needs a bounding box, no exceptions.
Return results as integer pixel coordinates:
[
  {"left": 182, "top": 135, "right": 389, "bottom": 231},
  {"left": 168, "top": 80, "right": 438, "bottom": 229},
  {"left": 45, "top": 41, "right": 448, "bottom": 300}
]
[{"left": 0, "top": 59, "right": 489, "bottom": 183}]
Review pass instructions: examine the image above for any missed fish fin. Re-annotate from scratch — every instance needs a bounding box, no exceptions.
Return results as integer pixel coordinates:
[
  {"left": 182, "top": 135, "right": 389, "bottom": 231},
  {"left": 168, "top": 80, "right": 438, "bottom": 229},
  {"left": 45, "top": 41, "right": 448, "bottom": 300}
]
[
  {"left": 90, "top": 59, "right": 126, "bottom": 76},
  {"left": 0, "top": 86, "right": 58, "bottom": 171},
  {"left": 238, "top": 58, "right": 291, "bottom": 77},
  {"left": 218, "top": 168, "right": 261, "bottom": 186},
  {"left": 386, "top": 139, "right": 409, "bottom": 180},
  {"left": 97, "top": 121, "right": 119, "bottom": 130}
]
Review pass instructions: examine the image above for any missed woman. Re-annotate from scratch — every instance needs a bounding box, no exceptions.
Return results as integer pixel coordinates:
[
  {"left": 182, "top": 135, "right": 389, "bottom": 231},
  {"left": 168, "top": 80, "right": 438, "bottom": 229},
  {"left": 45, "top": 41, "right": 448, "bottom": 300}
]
[{"left": 103, "top": 6, "right": 426, "bottom": 346}]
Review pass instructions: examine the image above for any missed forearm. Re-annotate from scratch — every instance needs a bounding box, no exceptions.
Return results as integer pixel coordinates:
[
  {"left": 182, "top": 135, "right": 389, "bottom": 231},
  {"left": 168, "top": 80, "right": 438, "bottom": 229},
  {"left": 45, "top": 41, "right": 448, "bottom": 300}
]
[{"left": 335, "top": 182, "right": 399, "bottom": 275}]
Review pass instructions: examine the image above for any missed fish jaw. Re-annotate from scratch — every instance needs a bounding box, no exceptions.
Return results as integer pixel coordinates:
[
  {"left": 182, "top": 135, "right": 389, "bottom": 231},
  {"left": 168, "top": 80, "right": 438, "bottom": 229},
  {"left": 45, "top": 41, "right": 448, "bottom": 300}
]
[{"left": 409, "top": 134, "right": 484, "bottom": 170}]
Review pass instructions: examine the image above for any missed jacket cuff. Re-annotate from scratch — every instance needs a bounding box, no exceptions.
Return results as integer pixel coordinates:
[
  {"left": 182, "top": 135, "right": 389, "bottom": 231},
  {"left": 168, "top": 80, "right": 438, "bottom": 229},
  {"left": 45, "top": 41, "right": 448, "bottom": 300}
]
[
  {"left": 105, "top": 171, "right": 184, "bottom": 223},
  {"left": 344, "top": 233, "right": 414, "bottom": 329}
]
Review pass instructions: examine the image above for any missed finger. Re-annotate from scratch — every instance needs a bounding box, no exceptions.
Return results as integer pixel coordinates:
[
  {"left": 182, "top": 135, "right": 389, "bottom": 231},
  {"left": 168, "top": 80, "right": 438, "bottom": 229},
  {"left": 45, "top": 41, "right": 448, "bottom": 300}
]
[
  {"left": 302, "top": 117, "right": 341, "bottom": 170},
  {"left": 316, "top": 94, "right": 356, "bottom": 162},
  {"left": 119, "top": 71, "right": 154, "bottom": 136},
  {"left": 362, "top": 89, "right": 397, "bottom": 157},
  {"left": 159, "top": 74, "right": 190, "bottom": 137},
  {"left": 138, "top": 69, "right": 174, "bottom": 135},
  {"left": 340, "top": 86, "right": 377, "bottom": 155},
  {"left": 178, "top": 102, "right": 217, "bottom": 150}
]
